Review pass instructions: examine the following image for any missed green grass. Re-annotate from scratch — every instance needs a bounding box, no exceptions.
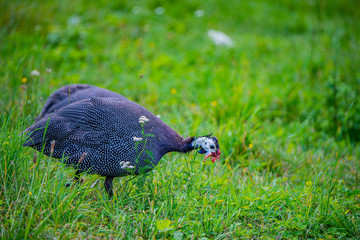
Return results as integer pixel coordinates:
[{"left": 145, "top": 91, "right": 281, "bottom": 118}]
[{"left": 1, "top": 0, "right": 359, "bottom": 239}]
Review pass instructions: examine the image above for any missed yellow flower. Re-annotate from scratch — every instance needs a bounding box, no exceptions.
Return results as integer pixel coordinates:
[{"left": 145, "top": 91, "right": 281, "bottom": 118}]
[
  {"left": 171, "top": 88, "right": 177, "bottom": 95},
  {"left": 211, "top": 101, "right": 217, "bottom": 107},
  {"left": 249, "top": 143, "right": 253, "bottom": 149},
  {"left": 29, "top": 191, "right": 32, "bottom": 195},
  {"left": 22, "top": 77, "right": 27, "bottom": 83}
]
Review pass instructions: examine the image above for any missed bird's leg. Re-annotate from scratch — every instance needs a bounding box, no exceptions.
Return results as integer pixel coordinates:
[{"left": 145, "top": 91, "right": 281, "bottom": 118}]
[
  {"left": 104, "top": 176, "right": 114, "bottom": 198},
  {"left": 65, "top": 170, "right": 81, "bottom": 187}
]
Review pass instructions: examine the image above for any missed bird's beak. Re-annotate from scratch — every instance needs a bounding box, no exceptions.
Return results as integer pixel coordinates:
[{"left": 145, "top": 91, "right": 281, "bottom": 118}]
[{"left": 204, "top": 149, "right": 221, "bottom": 163}]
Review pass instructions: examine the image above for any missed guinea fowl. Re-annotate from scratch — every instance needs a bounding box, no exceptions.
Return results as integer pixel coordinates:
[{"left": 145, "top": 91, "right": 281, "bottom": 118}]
[
  {"left": 23, "top": 94, "right": 221, "bottom": 198},
  {"left": 36, "top": 84, "right": 127, "bottom": 121}
]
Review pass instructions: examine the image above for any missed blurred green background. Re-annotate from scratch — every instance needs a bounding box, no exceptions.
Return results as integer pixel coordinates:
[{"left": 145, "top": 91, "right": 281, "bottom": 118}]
[{"left": 1, "top": 0, "right": 359, "bottom": 239}]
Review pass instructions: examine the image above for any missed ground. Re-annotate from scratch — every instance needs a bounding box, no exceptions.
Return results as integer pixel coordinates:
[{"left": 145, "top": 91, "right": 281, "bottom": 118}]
[{"left": 0, "top": 0, "right": 359, "bottom": 239}]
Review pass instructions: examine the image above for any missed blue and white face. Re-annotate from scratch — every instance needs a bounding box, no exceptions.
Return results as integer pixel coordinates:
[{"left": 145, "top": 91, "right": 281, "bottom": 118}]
[{"left": 193, "top": 136, "right": 221, "bottom": 163}]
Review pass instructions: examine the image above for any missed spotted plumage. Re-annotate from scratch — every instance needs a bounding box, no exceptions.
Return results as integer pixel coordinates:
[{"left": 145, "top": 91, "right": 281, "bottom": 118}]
[
  {"left": 36, "top": 84, "right": 127, "bottom": 121},
  {"left": 23, "top": 87, "right": 221, "bottom": 197}
]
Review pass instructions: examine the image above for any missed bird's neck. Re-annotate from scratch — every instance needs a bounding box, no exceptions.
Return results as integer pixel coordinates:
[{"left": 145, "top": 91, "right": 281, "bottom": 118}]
[
  {"left": 177, "top": 137, "right": 193, "bottom": 153},
  {"left": 179, "top": 137, "right": 206, "bottom": 153}
]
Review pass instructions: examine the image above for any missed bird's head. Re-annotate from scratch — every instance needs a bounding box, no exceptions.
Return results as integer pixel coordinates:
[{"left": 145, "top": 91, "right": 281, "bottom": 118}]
[{"left": 193, "top": 136, "right": 221, "bottom": 163}]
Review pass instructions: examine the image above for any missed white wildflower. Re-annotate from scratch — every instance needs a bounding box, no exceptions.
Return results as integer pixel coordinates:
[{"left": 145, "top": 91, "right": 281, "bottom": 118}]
[
  {"left": 138, "top": 115, "right": 150, "bottom": 124},
  {"left": 67, "top": 16, "right": 80, "bottom": 26},
  {"left": 207, "top": 29, "right": 234, "bottom": 47},
  {"left": 133, "top": 136, "right": 143, "bottom": 142},
  {"left": 194, "top": 10, "right": 204, "bottom": 17},
  {"left": 156, "top": 114, "right": 161, "bottom": 118},
  {"left": 46, "top": 68, "right": 52, "bottom": 73},
  {"left": 154, "top": 7, "right": 165, "bottom": 15},
  {"left": 31, "top": 70, "right": 40, "bottom": 76},
  {"left": 120, "top": 161, "right": 135, "bottom": 169}
]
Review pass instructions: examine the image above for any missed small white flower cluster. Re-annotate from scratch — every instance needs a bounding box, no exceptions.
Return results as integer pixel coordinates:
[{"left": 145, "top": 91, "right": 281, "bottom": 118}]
[
  {"left": 138, "top": 115, "right": 150, "bottom": 124},
  {"left": 67, "top": 16, "right": 80, "bottom": 26},
  {"left": 194, "top": 9, "right": 204, "bottom": 17},
  {"left": 120, "top": 161, "right": 135, "bottom": 169},
  {"left": 133, "top": 136, "right": 143, "bottom": 142},
  {"left": 154, "top": 7, "right": 165, "bottom": 15},
  {"left": 31, "top": 70, "right": 40, "bottom": 76},
  {"left": 207, "top": 29, "right": 234, "bottom": 47},
  {"left": 30, "top": 68, "right": 52, "bottom": 77}
]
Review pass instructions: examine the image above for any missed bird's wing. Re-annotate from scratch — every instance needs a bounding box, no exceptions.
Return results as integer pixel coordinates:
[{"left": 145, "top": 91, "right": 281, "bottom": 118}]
[
  {"left": 23, "top": 99, "right": 110, "bottom": 157},
  {"left": 36, "top": 84, "right": 91, "bottom": 121},
  {"left": 37, "top": 84, "right": 129, "bottom": 121}
]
